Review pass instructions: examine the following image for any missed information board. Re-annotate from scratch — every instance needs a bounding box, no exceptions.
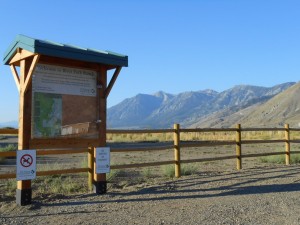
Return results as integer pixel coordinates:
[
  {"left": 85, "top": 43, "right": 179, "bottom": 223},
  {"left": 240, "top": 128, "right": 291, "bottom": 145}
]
[
  {"left": 95, "top": 147, "right": 110, "bottom": 174},
  {"left": 31, "top": 64, "right": 98, "bottom": 138},
  {"left": 32, "top": 64, "right": 97, "bottom": 97},
  {"left": 16, "top": 150, "right": 36, "bottom": 181}
]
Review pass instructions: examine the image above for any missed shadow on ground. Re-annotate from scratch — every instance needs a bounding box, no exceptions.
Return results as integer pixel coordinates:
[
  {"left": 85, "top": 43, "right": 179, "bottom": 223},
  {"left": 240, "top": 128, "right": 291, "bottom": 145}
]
[{"left": 34, "top": 165, "right": 300, "bottom": 208}]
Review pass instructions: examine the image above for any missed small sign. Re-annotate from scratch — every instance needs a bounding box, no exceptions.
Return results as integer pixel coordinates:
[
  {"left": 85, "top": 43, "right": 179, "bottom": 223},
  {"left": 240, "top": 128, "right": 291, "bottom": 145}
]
[
  {"left": 16, "top": 150, "right": 36, "bottom": 181},
  {"left": 95, "top": 147, "right": 110, "bottom": 174}
]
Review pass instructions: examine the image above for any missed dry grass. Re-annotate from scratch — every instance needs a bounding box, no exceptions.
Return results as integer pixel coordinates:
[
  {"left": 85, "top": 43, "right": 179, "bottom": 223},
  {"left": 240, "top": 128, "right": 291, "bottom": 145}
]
[{"left": 107, "top": 130, "right": 291, "bottom": 143}]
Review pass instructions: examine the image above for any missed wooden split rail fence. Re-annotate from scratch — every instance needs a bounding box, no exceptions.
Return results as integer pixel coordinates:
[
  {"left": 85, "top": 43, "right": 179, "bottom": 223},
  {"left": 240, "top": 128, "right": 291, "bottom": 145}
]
[{"left": 1, "top": 124, "right": 300, "bottom": 187}]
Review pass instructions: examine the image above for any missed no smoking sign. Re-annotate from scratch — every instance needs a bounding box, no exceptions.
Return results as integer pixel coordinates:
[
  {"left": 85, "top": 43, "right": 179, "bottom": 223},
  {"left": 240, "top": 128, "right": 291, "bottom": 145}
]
[{"left": 16, "top": 150, "right": 36, "bottom": 181}]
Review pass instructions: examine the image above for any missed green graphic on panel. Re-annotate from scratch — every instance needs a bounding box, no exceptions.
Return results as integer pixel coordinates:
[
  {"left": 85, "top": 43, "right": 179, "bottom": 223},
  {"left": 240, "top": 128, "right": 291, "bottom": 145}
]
[{"left": 33, "top": 93, "right": 62, "bottom": 137}]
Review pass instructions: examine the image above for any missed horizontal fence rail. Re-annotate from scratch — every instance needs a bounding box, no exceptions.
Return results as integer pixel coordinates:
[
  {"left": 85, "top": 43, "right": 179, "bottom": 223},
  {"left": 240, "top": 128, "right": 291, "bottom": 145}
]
[
  {"left": 1, "top": 123, "right": 299, "bottom": 182},
  {"left": 0, "top": 129, "right": 18, "bottom": 134},
  {"left": 181, "top": 141, "right": 236, "bottom": 148},
  {"left": 110, "top": 144, "right": 173, "bottom": 152},
  {"left": 107, "top": 129, "right": 174, "bottom": 134},
  {"left": 181, "top": 128, "right": 237, "bottom": 132}
]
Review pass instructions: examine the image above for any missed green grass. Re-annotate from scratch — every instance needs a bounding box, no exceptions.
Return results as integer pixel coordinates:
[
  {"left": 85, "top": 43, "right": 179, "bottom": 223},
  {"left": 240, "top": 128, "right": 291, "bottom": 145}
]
[
  {"left": 2, "top": 163, "right": 125, "bottom": 198},
  {"left": 0, "top": 144, "right": 17, "bottom": 163},
  {"left": 260, "top": 154, "right": 300, "bottom": 164},
  {"left": 33, "top": 175, "right": 87, "bottom": 195},
  {"left": 34, "top": 163, "right": 88, "bottom": 195},
  {"left": 107, "top": 169, "right": 121, "bottom": 181},
  {"left": 1, "top": 179, "right": 16, "bottom": 197},
  {"left": 181, "top": 164, "right": 198, "bottom": 175},
  {"left": 162, "top": 164, "right": 198, "bottom": 178},
  {"left": 1, "top": 175, "right": 88, "bottom": 199},
  {"left": 142, "top": 167, "right": 154, "bottom": 178},
  {"left": 0, "top": 144, "right": 17, "bottom": 152}
]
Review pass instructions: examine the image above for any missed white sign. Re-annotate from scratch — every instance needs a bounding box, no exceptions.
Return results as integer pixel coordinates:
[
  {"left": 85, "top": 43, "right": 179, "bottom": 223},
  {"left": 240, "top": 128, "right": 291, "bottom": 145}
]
[
  {"left": 32, "top": 64, "right": 97, "bottom": 97},
  {"left": 16, "top": 150, "right": 37, "bottom": 181},
  {"left": 95, "top": 147, "right": 110, "bottom": 174}
]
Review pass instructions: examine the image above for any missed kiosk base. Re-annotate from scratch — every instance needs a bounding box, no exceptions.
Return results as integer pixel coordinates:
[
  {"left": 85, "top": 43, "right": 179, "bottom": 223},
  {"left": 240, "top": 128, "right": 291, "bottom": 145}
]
[
  {"left": 93, "top": 181, "right": 107, "bottom": 194},
  {"left": 16, "top": 188, "right": 32, "bottom": 206}
]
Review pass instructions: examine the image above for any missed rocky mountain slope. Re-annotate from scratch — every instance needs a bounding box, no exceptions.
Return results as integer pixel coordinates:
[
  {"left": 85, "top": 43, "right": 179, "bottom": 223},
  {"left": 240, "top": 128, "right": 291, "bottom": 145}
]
[
  {"left": 107, "top": 82, "right": 296, "bottom": 128},
  {"left": 239, "top": 82, "right": 300, "bottom": 128},
  {"left": 193, "top": 82, "right": 300, "bottom": 128}
]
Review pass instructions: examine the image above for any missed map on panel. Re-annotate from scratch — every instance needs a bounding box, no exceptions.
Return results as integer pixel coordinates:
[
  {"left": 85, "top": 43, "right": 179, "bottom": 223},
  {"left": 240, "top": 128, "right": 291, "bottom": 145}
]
[
  {"left": 32, "top": 64, "right": 98, "bottom": 138},
  {"left": 32, "top": 93, "right": 62, "bottom": 138}
]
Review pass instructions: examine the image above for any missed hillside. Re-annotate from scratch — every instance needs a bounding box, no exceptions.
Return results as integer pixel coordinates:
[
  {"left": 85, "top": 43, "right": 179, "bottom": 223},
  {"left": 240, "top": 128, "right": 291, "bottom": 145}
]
[
  {"left": 239, "top": 82, "right": 300, "bottom": 128},
  {"left": 107, "top": 82, "right": 295, "bottom": 128}
]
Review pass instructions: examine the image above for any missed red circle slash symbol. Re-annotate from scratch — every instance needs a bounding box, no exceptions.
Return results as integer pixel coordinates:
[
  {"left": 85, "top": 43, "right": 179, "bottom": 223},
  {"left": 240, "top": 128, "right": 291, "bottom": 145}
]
[{"left": 20, "top": 154, "right": 33, "bottom": 167}]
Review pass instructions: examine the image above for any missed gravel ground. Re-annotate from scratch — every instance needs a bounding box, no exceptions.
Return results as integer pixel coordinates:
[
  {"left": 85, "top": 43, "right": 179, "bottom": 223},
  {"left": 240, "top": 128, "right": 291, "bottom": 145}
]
[{"left": 1, "top": 164, "right": 300, "bottom": 225}]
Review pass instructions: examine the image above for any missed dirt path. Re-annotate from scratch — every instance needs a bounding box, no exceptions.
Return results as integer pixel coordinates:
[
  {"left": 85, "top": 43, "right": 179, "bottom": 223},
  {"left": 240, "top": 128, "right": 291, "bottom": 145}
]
[{"left": 1, "top": 164, "right": 300, "bottom": 225}]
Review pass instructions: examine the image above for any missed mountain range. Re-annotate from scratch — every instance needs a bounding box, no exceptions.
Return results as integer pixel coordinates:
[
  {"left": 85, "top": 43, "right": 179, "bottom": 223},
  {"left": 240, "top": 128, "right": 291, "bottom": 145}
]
[
  {"left": 2, "top": 82, "right": 299, "bottom": 129},
  {"left": 108, "top": 82, "right": 299, "bottom": 128}
]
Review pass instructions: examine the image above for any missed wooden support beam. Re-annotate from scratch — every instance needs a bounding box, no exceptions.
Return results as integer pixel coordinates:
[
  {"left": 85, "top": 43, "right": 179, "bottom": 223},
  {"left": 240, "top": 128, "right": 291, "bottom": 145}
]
[
  {"left": 92, "top": 66, "right": 107, "bottom": 194},
  {"left": 17, "top": 59, "right": 32, "bottom": 205},
  {"left": 105, "top": 66, "right": 122, "bottom": 98},
  {"left": 9, "top": 49, "right": 37, "bottom": 65},
  {"left": 10, "top": 65, "right": 20, "bottom": 92},
  {"left": 24, "top": 54, "right": 40, "bottom": 93}
]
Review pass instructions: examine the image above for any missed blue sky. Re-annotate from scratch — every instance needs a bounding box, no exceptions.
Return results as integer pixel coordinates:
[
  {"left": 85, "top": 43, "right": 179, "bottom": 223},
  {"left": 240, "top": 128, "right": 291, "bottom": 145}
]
[{"left": 1, "top": 0, "right": 300, "bottom": 123}]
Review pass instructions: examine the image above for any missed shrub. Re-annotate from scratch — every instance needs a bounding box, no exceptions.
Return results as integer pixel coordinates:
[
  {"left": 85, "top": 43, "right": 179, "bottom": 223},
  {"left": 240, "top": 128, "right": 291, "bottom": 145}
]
[
  {"left": 181, "top": 164, "right": 197, "bottom": 175},
  {"left": 260, "top": 154, "right": 300, "bottom": 164},
  {"left": 162, "top": 165, "right": 175, "bottom": 178},
  {"left": 107, "top": 169, "right": 121, "bottom": 181},
  {"left": 162, "top": 164, "right": 198, "bottom": 178},
  {"left": 142, "top": 167, "right": 153, "bottom": 179},
  {"left": 0, "top": 144, "right": 17, "bottom": 152}
]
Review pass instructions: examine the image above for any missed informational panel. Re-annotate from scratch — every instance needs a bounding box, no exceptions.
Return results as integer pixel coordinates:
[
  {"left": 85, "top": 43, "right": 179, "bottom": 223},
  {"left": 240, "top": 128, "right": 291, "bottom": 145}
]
[
  {"left": 31, "top": 64, "right": 98, "bottom": 138},
  {"left": 16, "top": 150, "right": 36, "bottom": 181},
  {"left": 95, "top": 147, "right": 110, "bottom": 174},
  {"left": 32, "top": 64, "right": 97, "bottom": 97}
]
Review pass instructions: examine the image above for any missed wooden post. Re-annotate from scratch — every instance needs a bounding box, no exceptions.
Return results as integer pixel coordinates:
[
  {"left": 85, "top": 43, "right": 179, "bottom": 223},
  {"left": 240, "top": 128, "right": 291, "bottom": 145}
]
[
  {"left": 93, "top": 66, "right": 107, "bottom": 194},
  {"left": 174, "top": 123, "right": 181, "bottom": 178},
  {"left": 236, "top": 124, "right": 242, "bottom": 170},
  {"left": 16, "top": 59, "right": 32, "bottom": 206},
  {"left": 285, "top": 124, "right": 290, "bottom": 165},
  {"left": 88, "top": 147, "right": 94, "bottom": 191}
]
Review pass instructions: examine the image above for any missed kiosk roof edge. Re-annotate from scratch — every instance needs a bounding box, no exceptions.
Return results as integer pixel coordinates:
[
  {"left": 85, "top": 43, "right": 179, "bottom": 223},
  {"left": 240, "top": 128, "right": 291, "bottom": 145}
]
[{"left": 3, "top": 34, "right": 128, "bottom": 67}]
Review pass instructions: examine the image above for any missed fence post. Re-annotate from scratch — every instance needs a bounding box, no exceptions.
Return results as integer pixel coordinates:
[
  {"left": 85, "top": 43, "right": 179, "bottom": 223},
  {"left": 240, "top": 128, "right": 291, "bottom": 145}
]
[
  {"left": 88, "top": 147, "right": 94, "bottom": 191},
  {"left": 285, "top": 124, "right": 290, "bottom": 165},
  {"left": 174, "top": 123, "right": 181, "bottom": 178},
  {"left": 236, "top": 124, "right": 242, "bottom": 170}
]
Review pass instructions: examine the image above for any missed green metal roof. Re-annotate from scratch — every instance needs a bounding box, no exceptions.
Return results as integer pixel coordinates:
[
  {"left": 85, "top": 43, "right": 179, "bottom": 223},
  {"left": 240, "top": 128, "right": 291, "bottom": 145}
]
[{"left": 3, "top": 34, "right": 128, "bottom": 67}]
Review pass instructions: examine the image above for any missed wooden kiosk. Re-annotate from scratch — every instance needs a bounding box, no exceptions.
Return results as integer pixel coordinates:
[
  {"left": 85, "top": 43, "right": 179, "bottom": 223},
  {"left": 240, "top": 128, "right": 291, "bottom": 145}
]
[{"left": 3, "top": 34, "right": 128, "bottom": 205}]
